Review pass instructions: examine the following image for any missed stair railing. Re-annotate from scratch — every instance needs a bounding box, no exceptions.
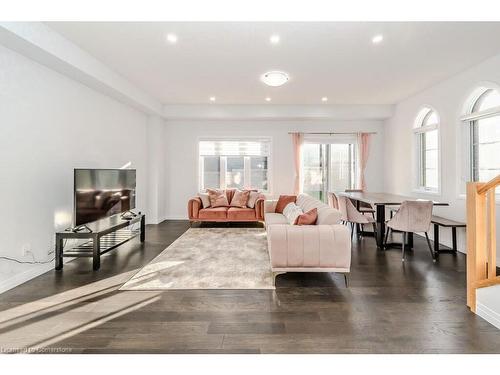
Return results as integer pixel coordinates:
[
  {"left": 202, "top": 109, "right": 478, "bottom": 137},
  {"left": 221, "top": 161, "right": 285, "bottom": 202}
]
[{"left": 466, "top": 174, "right": 500, "bottom": 313}]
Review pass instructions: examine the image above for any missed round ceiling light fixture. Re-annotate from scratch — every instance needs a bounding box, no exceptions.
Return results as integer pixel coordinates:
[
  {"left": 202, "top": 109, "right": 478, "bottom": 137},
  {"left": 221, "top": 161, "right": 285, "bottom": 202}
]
[
  {"left": 261, "top": 71, "right": 289, "bottom": 87},
  {"left": 270, "top": 34, "right": 280, "bottom": 44},
  {"left": 166, "top": 33, "right": 178, "bottom": 44},
  {"left": 372, "top": 34, "right": 384, "bottom": 44}
]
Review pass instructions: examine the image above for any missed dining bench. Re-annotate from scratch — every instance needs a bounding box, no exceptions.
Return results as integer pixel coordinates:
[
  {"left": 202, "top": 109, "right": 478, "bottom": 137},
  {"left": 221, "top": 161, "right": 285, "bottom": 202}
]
[
  {"left": 388, "top": 208, "right": 465, "bottom": 258},
  {"left": 430, "top": 216, "right": 466, "bottom": 257}
]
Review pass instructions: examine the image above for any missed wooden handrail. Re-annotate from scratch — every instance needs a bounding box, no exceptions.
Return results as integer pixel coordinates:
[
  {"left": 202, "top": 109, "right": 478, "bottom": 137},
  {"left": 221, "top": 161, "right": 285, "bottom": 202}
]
[
  {"left": 477, "top": 174, "right": 500, "bottom": 195},
  {"left": 466, "top": 174, "right": 499, "bottom": 313},
  {"left": 475, "top": 276, "right": 500, "bottom": 289}
]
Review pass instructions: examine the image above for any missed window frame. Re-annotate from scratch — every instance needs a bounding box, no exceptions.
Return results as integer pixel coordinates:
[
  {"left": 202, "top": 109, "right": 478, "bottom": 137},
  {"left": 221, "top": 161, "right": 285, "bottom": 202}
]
[
  {"left": 458, "top": 83, "right": 500, "bottom": 203},
  {"left": 466, "top": 89, "right": 500, "bottom": 182},
  {"left": 197, "top": 137, "right": 272, "bottom": 193},
  {"left": 413, "top": 106, "right": 441, "bottom": 195},
  {"left": 301, "top": 135, "right": 359, "bottom": 202}
]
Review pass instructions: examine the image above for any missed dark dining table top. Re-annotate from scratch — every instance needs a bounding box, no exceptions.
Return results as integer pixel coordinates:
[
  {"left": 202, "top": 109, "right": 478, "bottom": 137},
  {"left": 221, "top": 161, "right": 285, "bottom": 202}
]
[{"left": 338, "top": 191, "right": 449, "bottom": 206}]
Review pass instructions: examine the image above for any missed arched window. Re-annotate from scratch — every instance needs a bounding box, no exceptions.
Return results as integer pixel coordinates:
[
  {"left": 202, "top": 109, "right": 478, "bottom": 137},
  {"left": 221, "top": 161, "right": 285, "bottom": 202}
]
[
  {"left": 413, "top": 107, "right": 439, "bottom": 192},
  {"left": 462, "top": 87, "right": 500, "bottom": 182}
]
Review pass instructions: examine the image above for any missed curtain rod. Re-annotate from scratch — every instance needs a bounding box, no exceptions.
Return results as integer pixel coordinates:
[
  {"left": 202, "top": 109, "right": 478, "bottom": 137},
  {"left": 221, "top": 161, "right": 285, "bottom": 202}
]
[{"left": 287, "top": 131, "right": 377, "bottom": 135}]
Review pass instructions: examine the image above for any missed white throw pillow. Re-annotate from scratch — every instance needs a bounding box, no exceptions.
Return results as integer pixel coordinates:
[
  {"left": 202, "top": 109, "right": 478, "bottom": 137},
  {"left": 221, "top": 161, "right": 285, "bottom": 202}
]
[
  {"left": 198, "top": 193, "right": 211, "bottom": 208},
  {"left": 247, "top": 191, "right": 260, "bottom": 208},
  {"left": 282, "top": 202, "right": 303, "bottom": 225}
]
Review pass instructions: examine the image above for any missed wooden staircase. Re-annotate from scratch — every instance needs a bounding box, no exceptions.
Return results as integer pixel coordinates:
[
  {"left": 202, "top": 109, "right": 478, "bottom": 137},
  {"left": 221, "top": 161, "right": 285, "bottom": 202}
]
[{"left": 467, "top": 174, "right": 500, "bottom": 327}]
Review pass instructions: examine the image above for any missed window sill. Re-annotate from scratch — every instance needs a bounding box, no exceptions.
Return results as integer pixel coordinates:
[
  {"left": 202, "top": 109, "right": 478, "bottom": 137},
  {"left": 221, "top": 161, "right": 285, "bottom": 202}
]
[{"left": 412, "top": 188, "right": 441, "bottom": 197}]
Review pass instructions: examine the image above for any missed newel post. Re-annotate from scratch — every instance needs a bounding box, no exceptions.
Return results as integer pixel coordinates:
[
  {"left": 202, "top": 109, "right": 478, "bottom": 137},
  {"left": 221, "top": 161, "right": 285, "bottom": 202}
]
[{"left": 466, "top": 182, "right": 486, "bottom": 312}]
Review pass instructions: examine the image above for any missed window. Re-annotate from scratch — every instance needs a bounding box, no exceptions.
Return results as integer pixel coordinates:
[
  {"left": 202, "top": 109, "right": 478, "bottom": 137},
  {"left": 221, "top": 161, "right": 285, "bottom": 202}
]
[
  {"left": 413, "top": 107, "right": 439, "bottom": 192},
  {"left": 463, "top": 88, "right": 500, "bottom": 182},
  {"left": 302, "top": 135, "right": 358, "bottom": 202},
  {"left": 199, "top": 139, "right": 271, "bottom": 192}
]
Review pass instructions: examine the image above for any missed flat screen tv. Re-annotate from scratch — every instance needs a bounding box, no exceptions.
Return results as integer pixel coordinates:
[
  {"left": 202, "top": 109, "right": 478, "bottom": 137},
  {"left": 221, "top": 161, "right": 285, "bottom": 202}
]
[{"left": 74, "top": 169, "right": 136, "bottom": 226}]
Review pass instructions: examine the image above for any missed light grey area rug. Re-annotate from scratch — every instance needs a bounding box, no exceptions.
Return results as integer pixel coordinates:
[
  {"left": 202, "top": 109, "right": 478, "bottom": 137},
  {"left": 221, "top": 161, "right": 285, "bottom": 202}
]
[{"left": 120, "top": 228, "right": 274, "bottom": 290}]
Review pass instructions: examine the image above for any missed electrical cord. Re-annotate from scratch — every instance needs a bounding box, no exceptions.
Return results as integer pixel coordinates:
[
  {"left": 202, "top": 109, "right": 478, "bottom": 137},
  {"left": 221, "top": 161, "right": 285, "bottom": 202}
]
[
  {"left": 0, "top": 255, "right": 55, "bottom": 264},
  {"left": 0, "top": 248, "right": 57, "bottom": 265}
]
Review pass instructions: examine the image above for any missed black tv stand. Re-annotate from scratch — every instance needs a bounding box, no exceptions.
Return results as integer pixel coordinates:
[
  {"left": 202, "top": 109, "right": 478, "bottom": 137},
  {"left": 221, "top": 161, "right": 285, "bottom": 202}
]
[{"left": 55, "top": 214, "right": 145, "bottom": 271}]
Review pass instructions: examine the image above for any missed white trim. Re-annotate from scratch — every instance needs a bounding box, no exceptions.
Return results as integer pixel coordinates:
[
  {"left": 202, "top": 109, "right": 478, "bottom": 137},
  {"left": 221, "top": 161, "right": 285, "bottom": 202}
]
[
  {"left": 460, "top": 81, "right": 500, "bottom": 116},
  {"left": 411, "top": 188, "right": 441, "bottom": 196},
  {"left": 412, "top": 106, "right": 441, "bottom": 195},
  {"left": 458, "top": 83, "right": 500, "bottom": 195},
  {"left": 166, "top": 216, "right": 190, "bottom": 220},
  {"left": 163, "top": 104, "right": 394, "bottom": 120},
  {"left": 460, "top": 105, "right": 500, "bottom": 122},
  {"left": 476, "top": 302, "right": 500, "bottom": 330},
  {"left": 0, "top": 261, "right": 53, "bottom": 294}
]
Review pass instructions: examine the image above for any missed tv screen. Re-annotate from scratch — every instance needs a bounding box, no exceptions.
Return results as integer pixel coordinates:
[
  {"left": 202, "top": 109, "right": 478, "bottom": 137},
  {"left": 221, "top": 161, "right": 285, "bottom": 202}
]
[{"left": 74, "top": 169, "right": 136, "bottom": 226}]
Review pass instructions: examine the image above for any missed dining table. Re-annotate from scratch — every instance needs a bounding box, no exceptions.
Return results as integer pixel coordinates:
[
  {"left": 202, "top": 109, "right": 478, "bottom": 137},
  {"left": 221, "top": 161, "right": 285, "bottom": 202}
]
[{"left": 338, "top": 192, "right": 449, "bottom": 248}]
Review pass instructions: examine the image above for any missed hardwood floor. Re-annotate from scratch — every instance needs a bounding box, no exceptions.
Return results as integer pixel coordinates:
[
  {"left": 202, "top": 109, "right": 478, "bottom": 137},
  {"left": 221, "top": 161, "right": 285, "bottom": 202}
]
[{"left": 1, "top": 220, "right": 499, "bottom": 354}]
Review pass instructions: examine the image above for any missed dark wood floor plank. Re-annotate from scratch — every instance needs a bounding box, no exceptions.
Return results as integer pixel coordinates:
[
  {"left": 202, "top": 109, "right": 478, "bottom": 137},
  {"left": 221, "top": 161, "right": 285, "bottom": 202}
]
[{"left": 0, "top": 220, "right": 499, "bottom": 354}]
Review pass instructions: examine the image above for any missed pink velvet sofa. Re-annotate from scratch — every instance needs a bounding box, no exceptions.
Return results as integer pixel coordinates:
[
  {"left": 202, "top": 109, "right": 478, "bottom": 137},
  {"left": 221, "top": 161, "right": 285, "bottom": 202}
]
[
  {"left": 188, "top": 189, "right": 265, "bottom": 223},
  {"left": 265, "top": 194, "right": 351, "bottom": 286}
]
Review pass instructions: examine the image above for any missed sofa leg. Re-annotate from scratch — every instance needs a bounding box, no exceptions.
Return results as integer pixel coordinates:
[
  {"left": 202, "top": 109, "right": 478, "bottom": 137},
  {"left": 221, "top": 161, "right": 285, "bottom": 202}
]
[
  {"left": 343, "top": 273, "right": 350, "bottom": 288},
  {"left": 272, "top": 271, "right": 286, "bottom": 287}
]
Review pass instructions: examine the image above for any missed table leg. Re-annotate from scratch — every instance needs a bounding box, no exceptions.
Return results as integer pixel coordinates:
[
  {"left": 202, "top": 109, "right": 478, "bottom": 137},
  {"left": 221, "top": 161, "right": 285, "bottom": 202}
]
[
  {"left": 55, "top": 236, "right": 63, "bottom": 270},
  {"left": 140, "top": 214, "right": 146, "bottom": 242},
  {"left": 92, "top": 236, "right": 100, "bottom": 271},
  {"left": 408, "top": 232, "right": 414, "bottom": 248},
  {"left": 434, "top": 223, "right": 440, "bottom": 255},
  {"left": 452, "top": 227, "right": 457, "bottom": 252},
  {"left": 375, "top": 204, "right": 385, "bottom": 248}
]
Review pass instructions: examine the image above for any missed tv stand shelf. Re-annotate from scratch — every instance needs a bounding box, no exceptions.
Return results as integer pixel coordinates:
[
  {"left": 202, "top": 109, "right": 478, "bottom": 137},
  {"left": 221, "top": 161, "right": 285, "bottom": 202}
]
[{"left": 55, "top": 214, "right": 145, "bottom": 271}]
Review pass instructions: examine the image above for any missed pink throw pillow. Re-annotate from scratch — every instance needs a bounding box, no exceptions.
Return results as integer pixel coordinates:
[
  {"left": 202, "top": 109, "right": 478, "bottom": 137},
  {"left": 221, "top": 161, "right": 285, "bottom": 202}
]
[
  {"left": 230, "top": 189, "right": 251, "bottom": 208},
  {"left": 275, "top": 195, "right": 297, "bottom": 214},
  {"left": 207, "top": 189, "right": 229, "bottom": 208},
  {"left": 296, "top": 208, "right": 318, "bottom": 225}
]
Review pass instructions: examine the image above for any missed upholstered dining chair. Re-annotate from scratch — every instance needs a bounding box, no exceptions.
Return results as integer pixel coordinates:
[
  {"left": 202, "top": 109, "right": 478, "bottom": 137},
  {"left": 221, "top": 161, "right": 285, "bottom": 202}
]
[
  {"left": 327, "top": 192, "right": 346, "bottom": 223},
  {"left": 330, "top": 193, "right": 376, "bottom": 240},
  {"left": 384, "top": 200, "right": 434, "bottom": 262},
  {"left": 344, "top": 189, "right": 375, "bottom": 218}
]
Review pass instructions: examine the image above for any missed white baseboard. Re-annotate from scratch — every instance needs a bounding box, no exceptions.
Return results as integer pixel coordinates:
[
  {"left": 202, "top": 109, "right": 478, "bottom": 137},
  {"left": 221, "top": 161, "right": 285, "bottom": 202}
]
[
  {"left": 476, "top": 302, "right": 500, "bottom": 330},
  {"left": 0, "top": 262, "right": 53, "bottom": 295},
  {"left": 164, "top": 216, "right": 188, "bottom": 221}
]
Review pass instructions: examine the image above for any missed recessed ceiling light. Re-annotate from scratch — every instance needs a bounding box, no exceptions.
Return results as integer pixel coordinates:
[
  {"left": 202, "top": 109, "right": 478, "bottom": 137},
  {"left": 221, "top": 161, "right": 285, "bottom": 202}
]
[
  {"left": 270, "top": 34, "right": 280, "bottom": 44},
  {"left": 321, "top": 97, "right": 328, "bottom": 102},
  {"left": 166, "top": 33, "right": 178, "bottom": 44},
  {"left": 265, "top": 97, "right": 272, "bottom": 102},
  {"left": 372, "top": 34, "right": 383, "bottom": 44},
  {"left": 261, "top": 71, "right": 289, "bottom": 87}
]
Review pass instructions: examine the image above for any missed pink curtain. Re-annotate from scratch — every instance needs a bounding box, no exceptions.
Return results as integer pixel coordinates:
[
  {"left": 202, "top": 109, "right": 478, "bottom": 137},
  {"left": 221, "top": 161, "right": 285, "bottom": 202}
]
[
  {"left": 358, "top": 133, "right": 371, "bottom": 190},
  {"left": 291, "top": 132, "right": 304, "bottom": 195}
]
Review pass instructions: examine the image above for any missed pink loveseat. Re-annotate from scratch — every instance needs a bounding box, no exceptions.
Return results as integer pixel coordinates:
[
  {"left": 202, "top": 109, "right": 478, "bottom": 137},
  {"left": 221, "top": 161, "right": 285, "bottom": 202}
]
[
  {"left": 188, "top": 189, "right": 265, "bottom": 223},
  {"left": 265, "top": 194, "right": 351, "bottom": 285}
]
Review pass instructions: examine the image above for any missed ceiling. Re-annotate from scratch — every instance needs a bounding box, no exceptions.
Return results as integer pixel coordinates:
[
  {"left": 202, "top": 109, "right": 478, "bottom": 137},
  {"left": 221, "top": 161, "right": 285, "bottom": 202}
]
[{"left": 46, "top": 22, "right": 500, "bottom": 105}]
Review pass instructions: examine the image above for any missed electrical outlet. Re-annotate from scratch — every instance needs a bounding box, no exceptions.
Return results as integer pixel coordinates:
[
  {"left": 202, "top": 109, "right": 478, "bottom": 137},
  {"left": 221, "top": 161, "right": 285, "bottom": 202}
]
[{"left": 22, "top": 243, "right": 32, "bottom": 257}]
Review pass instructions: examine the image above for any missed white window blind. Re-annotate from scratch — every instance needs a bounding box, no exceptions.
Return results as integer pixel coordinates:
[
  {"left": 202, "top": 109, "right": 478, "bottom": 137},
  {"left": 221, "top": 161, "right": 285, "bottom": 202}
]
[{"left": 199, "top": 140, "right": 270, "bottom": 157}]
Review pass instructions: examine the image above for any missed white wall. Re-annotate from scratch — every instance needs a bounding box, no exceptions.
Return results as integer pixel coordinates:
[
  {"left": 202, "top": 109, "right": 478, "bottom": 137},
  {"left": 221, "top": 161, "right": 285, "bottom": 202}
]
[
  {"left": 384, "top": 53, "right": 500, "bottom": 260},
  {"left": 0, "top": 45, "right": 158, "bottom": 292},
  {"left": 165, "top": 120, "right": 385, "bottom": 219},
  {"left": 147, "top": 115, "right": 168, "bottom": 224}
]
